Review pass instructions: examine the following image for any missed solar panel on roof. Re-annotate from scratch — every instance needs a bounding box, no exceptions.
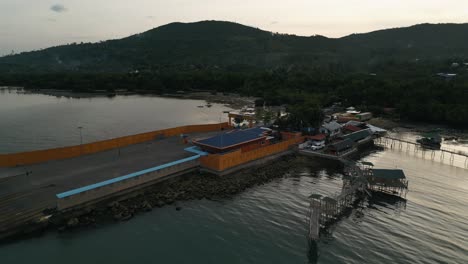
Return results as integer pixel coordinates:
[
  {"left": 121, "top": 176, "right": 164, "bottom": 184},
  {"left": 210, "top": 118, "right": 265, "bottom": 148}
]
[{"left": 195, "top": 127, "right": 267, "bottom": 149}]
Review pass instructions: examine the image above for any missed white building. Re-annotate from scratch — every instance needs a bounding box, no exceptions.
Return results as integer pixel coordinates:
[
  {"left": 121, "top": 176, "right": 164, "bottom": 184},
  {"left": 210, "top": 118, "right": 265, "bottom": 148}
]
[{"left": 320, "top": 121, "right": 342, "bottom": 138}]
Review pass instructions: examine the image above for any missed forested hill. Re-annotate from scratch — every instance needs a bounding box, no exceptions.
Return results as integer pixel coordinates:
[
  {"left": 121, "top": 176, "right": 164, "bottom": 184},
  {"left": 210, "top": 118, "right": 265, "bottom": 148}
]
[
  {"left": 1, "top": 21, "right": 468, "bottom": 73},
  {"left": 340, "top": 23, "right": 468, "bottom": 63}
]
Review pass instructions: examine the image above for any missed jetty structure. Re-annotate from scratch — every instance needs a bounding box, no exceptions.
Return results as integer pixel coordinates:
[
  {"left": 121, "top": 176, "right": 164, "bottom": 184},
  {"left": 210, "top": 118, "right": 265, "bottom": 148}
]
[
  {"left": 307, "top": 160, "right": 409, "bottom": 242},
  {"left": 376, "top": 136, "right": 468, "bottom": 168},
  {"left": 0, "top": 112, "right": 416, "bottom": 241},
  {"left": 299, "top": 125, "right": 375, "bottom": 161},
  {"left": 0, "top": 121, "right": 303, "bottom": 239}
]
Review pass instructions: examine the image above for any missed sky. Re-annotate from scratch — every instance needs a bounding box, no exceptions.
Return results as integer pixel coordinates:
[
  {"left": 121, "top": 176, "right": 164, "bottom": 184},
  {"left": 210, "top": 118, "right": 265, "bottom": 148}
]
[{"left": 1, "top": 0, "right": 468, "bottom": 55}]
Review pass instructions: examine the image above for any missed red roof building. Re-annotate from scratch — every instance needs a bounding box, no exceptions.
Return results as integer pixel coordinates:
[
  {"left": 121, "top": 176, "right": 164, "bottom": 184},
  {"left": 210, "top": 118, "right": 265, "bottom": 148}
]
[
  {"left": 308, "top": 134, "right": 327, "bottom": 141},
  {"left": 343, "top": 124, "right": 363, "bottom": 133}
]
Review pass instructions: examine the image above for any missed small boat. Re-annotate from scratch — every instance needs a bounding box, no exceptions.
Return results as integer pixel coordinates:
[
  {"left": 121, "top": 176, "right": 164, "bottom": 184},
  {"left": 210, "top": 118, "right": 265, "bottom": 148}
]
[
  {"left": 197, "top": 105, "right": 204, "bottom": 108},
  {"left": 417, "top": 133, "right": 442, "bottom": 149},
  {"left": 206, "top": 103, "right": 212, "bottom": 108}
]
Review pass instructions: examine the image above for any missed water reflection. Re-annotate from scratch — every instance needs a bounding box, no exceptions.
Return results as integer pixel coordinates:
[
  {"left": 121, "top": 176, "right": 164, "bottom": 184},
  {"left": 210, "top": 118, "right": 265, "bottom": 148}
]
[
  {"left": 306, "top": 163, "right": 409, "bottom": 264},
  {"left": 367, "top": 191, "right": 407, "bottom": 212},
  {"left": 0, "top": 88, "right": 233, "bottom": 153},
  {"left": 307, "top": 240, "right": 319, "bottom": 264}
]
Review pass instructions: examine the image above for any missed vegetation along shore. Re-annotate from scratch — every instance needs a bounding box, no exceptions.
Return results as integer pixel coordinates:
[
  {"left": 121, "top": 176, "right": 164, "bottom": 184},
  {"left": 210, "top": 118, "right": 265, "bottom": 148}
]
[{"left": 1, "top": 21, "right": 467, "bottom": 128}]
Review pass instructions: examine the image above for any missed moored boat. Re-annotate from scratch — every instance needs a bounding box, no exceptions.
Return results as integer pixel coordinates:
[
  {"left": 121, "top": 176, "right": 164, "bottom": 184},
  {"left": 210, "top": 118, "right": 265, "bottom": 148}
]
[{"left": 417, "top": 133, "right": 442, "bottom": 149}]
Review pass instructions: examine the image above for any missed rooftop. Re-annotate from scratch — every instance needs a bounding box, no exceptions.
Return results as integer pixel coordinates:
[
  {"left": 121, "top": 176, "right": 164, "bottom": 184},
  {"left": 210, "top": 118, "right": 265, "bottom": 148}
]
[
  {"left": 343, "top": 129, "right": 372, "bottom": 142},
  {"left": 345, "top": 120, "right": 365, "bottom": 127},
  {"left": 309, "top": 134, "right": 327, "bottom": 141},
  {"left": 367, "top": 124, "right": 387, "bottom": 134},
  {"left": 372, "top": 169, "right": 406, "bottom": 179},
  {"left": 361, "top": 161, "right": 374, "bottom": 166},
  {"left": 322, "top": 121, "right": 341, "bottom": 131},
  {"left": 194, "top": 127, "right": 270, "bottom": 150},
  {"left": 343, "top": 124, "right": 363, "bottom": 132}
]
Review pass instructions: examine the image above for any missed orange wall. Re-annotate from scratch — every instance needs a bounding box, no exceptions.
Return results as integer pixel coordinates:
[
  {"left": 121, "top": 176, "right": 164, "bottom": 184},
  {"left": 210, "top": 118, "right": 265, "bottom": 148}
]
[
  {"left": 0, "top": 122, "right": 229, "bottom": 167},
  {"left": 240, "top": 139, "right": 270, "bottom": 152},
  {"left": 200, "top": 136, "right": 304, "bottom": 172}
]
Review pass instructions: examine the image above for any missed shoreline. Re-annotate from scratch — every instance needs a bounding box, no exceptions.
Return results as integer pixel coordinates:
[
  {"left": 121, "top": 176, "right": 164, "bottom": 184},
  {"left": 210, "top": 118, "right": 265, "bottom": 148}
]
[
  {"left": 18, "top": 88, "right": 256, "bottom": 110},
  {"left": 368, "top": 117, "right": 467, "bottom": 135},
  {"left": 9, "top": 86, "right": 464, "bottom": 132},
  {"left": 164, "top": 92, "right": 257, "bottom": 109}
]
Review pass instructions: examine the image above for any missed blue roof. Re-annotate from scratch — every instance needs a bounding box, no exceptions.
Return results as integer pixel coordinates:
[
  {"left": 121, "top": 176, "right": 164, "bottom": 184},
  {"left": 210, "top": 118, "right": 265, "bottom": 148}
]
[
  {"left": 56, "top": 155, "right": 200, "bottom": 199},
  {"left": 194, "top": 127, "right": 268, "bottom": 149}
]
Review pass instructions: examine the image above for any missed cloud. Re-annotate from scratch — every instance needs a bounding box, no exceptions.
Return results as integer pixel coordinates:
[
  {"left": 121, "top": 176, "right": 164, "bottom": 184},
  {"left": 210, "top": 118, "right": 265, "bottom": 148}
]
[
  {"left": 270, "top": 21, "right": 279, "bottom": 25},
  {"left": 50, "top": 4, "right": 67, "bottom": 13}
]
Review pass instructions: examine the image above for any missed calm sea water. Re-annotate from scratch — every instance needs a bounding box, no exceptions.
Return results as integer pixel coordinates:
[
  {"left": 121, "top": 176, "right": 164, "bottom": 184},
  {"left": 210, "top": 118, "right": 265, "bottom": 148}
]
[
  {"left": 0, "top": 88, "right": 467, "bottom": 263},
  {"left": 0, "top": 88, "right": 231, "bottom": 153}
]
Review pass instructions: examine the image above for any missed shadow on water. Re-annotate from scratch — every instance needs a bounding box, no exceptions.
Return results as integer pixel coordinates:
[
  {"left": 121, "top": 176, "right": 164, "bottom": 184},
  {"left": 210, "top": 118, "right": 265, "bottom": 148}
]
[
  {"left": 367, "top": 191, "right": 407, "bottom": 212},
  {"left": 306, "top": 196, "right": 364, "bottom": 264},
  {"left": 307, "top": 240, "right": 319, "bottom": 264},
  {"left": 306, "top": 191, "right": 408, "bottom": 263}
]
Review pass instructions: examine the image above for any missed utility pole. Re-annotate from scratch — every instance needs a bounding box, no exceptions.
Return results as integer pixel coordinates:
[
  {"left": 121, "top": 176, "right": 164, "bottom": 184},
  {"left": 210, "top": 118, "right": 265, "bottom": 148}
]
[
  {"left": 77, "top": 126, "right": 83, "bottom": 154},
  {"left": 77, "top": 126, "right": 83, "bottom": 145}
]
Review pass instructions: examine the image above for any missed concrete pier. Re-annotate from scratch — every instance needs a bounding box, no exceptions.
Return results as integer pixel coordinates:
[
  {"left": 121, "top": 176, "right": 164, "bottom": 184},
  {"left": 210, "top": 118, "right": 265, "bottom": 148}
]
[
  {"left": 0, "top": 123, "right": 304, "bottom": 239},
  {"left": 0, "top": 130, "right": 219, "bottom": 238}
]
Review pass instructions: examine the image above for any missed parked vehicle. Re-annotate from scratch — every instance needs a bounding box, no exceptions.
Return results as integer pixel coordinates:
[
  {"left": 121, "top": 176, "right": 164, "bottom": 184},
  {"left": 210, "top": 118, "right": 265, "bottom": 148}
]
[{"left": 309, "top": 141, "right": 325, "bottom": 151}]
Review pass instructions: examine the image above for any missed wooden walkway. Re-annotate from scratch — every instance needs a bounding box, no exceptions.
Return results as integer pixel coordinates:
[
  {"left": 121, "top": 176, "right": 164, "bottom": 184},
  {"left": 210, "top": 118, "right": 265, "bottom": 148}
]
[
  {"left": 376, "top": 136, "right": 468, "bottom": 168},
  {"left": 307, "top": 133, "right": 467, "bottom": 243},
  {"left": 308, "top": 161, "right": 368, "bottom": 242},
  {"left": 307, "top": 158, "right": 409, "bottom": 242}
]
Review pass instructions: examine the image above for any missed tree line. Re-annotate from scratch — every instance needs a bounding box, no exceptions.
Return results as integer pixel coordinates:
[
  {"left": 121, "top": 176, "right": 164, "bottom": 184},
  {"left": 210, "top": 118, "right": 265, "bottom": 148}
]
[{"left": 0, "top": 63, "right": 467, "bottom": 128}]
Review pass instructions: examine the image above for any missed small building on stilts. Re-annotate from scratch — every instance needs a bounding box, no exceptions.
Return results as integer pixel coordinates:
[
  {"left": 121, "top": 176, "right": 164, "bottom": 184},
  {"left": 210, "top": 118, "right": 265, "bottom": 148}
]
[
  {"left": 367, "top": 168, "right": 409, "bottom": 198},
  {"left": 307, "top": 160, "right": 409, "bottom": 242}
]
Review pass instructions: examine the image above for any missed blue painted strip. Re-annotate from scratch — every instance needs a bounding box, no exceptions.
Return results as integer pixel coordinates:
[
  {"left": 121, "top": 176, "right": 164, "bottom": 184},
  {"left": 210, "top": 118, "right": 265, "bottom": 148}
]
[
  {"left": 184, "top": 146, "right": 208, "bottom": 156},
  {"left": 56, "top": 155, "right": 200, "bottom": 199}
]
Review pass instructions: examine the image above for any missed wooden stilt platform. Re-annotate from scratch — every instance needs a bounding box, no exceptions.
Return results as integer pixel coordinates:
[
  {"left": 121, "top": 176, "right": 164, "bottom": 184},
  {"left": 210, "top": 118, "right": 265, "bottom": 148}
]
[
  {"left": 376, "top": 136, "right": 468, "bottom": 168},
  {"left": 307, "top": 159, "right": 408, "bottom": 242}
]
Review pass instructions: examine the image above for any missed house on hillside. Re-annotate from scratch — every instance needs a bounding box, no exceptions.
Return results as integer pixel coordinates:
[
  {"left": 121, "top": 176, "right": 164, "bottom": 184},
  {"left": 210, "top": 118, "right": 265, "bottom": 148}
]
[{"left": 320, "top": 121, "right": 342, "bottom": 138}]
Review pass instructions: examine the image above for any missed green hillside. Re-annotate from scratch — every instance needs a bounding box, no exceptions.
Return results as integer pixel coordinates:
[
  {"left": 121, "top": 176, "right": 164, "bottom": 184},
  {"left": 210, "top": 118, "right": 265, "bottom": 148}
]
[
  {"left": 0, "top": 21, "right": 339, "bottom": 73},
  {"left": 340, "top": 23, "right": 468, "bottom": 65},
  {"left": 1, "top": 21, "right": 468, "bottom": 73},
  {"left": 0, "top": 21, "right": 467, "bottom": 127}
]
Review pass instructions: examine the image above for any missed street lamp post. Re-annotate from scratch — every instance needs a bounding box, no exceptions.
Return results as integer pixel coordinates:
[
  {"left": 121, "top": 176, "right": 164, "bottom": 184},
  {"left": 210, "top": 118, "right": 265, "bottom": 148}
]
[
  {"left": 77, "top": 126, "right": 83, "bottom": 145},
  {"left": 77, "top": 126, "right": 83, "bottom": 154}
]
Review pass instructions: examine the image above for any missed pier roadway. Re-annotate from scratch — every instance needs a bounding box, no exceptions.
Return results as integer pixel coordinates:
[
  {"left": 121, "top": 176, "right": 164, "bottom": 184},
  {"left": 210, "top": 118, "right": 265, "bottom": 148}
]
[{"left": 0, "top": 131, "right": 219, "bottom": 235}]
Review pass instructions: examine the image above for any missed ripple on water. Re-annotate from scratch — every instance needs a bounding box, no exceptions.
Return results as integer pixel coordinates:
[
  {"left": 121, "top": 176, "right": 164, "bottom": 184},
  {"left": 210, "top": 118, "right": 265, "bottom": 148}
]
[{"left": 0, "top": 131, "right": 467, "bottom": 263}]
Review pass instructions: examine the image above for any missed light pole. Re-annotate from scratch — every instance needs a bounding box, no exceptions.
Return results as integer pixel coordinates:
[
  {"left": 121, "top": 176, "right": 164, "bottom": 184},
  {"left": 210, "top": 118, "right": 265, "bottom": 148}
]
[
  {"left": 77, "top": 126, "right": 83, "bottom": 145},
  {"left": 77, "top": 126, "right": 83, "bottom": 154}
]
